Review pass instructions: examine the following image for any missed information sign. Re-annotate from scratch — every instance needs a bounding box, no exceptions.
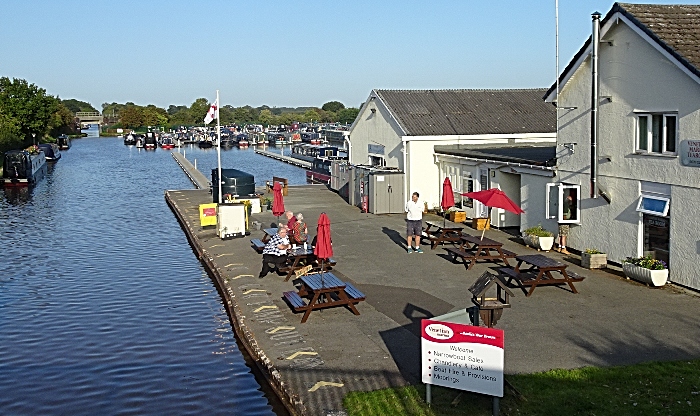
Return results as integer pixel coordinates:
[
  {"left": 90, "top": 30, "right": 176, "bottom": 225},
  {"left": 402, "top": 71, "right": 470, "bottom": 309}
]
[
  {"left": 680, "top": 140, "right": 700, "bottom": 167},
  {"left": 421, "top": 319, "right": 504, "bottom": 397}
]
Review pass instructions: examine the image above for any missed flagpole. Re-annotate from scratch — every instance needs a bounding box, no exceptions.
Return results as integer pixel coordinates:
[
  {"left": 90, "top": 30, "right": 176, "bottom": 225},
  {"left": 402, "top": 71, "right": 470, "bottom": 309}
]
[{"left": 216, "top": 90, "right": 222, "bottom": 204}]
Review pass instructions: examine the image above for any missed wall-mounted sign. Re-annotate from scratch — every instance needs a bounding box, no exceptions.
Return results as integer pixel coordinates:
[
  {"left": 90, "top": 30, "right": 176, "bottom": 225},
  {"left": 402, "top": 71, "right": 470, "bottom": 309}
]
[
  {"left": 368, "top": 144, "right": 385, "bottom": 155},
  {"left": 680, "top": 140, "right": 700, "bottom": 167}
]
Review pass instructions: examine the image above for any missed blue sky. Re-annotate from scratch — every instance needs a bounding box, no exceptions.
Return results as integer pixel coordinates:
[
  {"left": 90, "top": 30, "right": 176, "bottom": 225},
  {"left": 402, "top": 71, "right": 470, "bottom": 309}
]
[{"left": 1, "top": 1, "right": 694, "bottom": 110}]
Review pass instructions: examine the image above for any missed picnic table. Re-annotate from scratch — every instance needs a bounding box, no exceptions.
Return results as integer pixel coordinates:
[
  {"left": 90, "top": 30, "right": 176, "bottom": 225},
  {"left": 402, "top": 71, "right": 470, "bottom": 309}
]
[
  {"left": 282, "top": 272, "right": 365, "bottom": 323},
  {"left": 280, "top": 246, "right": 316, "bottom": 281},
  {"left": 499, "top": 254, "right": 585, "bottom": 297},
  {"left": 445, "top": 234, "right": 517, "bottom": 270},
  {"left": 250, "top": 227, "right": 279, "bottom": 252},
  {"left": 262, "top": 227, "right": 278, "bottom": 243},
  {"left": 422, "top": 220, "right": 463, "bottom": 249}
]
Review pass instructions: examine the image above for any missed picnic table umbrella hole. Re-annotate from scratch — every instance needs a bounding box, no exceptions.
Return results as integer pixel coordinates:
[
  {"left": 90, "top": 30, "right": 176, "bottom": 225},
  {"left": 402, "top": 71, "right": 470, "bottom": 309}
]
[{"left": 461, "top": 188, "right": 524, "bottom": 239}]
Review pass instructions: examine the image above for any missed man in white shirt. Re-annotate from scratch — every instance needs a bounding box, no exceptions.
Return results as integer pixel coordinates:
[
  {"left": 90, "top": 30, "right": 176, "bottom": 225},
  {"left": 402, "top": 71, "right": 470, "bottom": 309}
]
[{"left": 405, "top": 192, "right": 424, "bottom": 253}]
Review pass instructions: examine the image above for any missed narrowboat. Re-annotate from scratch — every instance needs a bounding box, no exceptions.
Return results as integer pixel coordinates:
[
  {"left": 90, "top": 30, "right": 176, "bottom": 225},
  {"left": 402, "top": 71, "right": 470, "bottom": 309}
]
[
  {"left": 57, "top": 134, "right": 71, "bottom": 150},
  {"left": 291, "top": 144, "right": 342, "bottom": 163},
  {"left": 160, "top": 137, "right": 175, "bottom": 149},
  {"left": 144, "top": 132, "right": 157, "bottom": 149},
  {"left": 38, "top": 144, "right": 61, "bottom": 162},
  {"left": 1, "top": 149, "right": 47, "bottom": 187},
  {"left": 124, "top": 133, "right": 137, "bottom": 145}
]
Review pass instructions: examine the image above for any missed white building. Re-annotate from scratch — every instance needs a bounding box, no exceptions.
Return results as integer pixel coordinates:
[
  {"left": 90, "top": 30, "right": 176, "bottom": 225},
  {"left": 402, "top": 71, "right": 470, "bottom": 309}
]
[
  {"left": 348, "top": 89, "right": 556, "bottom": 210},
  {"left": 535, "top": 2, "right": 700, "bottom": 290}
]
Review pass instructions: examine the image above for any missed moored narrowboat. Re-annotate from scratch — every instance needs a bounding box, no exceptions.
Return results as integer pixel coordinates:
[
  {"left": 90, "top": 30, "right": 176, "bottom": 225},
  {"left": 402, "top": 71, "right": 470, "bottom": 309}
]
[
  {"left": 38, "top": 143, "right": 61, "bottom": 162},
  {"left": 57, "top": 134, "right": 71, "bottom": 150},
  {"left": 1, "top": 149, "right": 47, "bottom": 187}
]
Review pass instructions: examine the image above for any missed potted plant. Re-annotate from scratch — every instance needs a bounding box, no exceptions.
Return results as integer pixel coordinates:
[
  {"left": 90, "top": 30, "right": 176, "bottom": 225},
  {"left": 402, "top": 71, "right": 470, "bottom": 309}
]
[
  {"left": 523, "top": 224, "right": 554, "bottom": 251},
  {"left": 622, "top": 256, "right": 668, "bottom": 287},
  {"left": 261, "top": 196, "right": 272, "bottom": 211},
  {"left": 582, "top": 248, "right": 607, "bottom": 269}
]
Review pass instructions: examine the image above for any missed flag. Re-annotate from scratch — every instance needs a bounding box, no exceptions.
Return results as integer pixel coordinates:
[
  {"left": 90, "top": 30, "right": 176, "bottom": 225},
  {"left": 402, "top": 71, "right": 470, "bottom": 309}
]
[{"left": 204, "top": 100, "right": 218, "bottom": 124}]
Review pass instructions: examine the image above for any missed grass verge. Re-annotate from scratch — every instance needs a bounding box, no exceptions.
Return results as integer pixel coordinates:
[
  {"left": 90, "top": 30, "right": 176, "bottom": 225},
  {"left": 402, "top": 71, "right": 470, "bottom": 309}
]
[{"left": 344, "top": 359, "right": 700, "bottom": 415}]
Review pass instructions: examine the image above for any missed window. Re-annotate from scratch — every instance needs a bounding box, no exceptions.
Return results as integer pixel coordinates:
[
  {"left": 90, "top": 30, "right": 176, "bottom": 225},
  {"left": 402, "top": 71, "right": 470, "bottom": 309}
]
[
  {"left": 636, "top": 195, "right": 670, "bottom": 216},
  {"left": 546, "top": 184, "right": 580, "bottom": 224},
  {"left": 636, "top": 113, "right": 677, "bottom": 154}
]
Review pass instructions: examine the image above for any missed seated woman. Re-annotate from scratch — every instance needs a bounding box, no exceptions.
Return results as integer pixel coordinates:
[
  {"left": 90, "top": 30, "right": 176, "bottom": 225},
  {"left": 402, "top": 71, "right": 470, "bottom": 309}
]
[{"left": 291, "top": 212, "right": 308, "bottom": 245}]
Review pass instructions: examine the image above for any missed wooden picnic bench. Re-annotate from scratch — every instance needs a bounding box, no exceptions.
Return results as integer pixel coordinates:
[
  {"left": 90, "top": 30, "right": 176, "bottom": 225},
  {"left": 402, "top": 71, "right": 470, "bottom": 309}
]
[
  {"left": 499, "top": 254, "right": 585, "bottom": 297},
  {"left": 282, "top": 272, "right": 365, "bottom": 323},
  {"left": 444, "top": 235, "right": 517, "bottom": 269},
  {"left": 422, "top": 220, "right": 463, "bottom": 249}
]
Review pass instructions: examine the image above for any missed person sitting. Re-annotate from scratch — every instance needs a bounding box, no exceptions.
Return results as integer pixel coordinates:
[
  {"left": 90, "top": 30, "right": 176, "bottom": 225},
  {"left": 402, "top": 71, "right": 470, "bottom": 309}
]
[
  {"left": 291, "top": 213, "right": 308, "bottom": 245},
  {"left": 259, "top": 227, "right": 291, "bottom": 279}
]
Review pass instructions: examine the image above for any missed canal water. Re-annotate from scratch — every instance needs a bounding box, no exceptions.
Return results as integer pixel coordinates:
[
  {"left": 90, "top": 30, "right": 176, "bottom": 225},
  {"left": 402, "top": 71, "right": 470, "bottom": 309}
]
[{"left": 0, "top": 137, "right": 306, "bottom": 415}]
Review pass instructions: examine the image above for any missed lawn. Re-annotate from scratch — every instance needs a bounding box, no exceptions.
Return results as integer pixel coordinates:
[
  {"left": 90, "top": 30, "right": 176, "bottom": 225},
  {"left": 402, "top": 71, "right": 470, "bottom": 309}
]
[{"left": 344, "top": 359, "right": 700, "bottom": 415}]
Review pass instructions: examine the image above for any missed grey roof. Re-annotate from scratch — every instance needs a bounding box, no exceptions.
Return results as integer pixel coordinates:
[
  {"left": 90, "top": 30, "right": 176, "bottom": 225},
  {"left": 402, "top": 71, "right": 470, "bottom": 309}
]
[
  {"left": 546, "top": 2, "right": 700, "bottom": 99},
  {"left": 374, "top": 89, "right": 556, "bottom": 137},
  {"left": 434, "top": 144, "right": 557, "bottom": 167}
]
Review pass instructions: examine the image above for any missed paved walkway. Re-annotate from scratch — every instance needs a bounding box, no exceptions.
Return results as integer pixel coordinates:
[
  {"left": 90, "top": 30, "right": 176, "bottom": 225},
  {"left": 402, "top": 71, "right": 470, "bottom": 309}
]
[{"left": 165, "top": 185, "right": 700, "bottom": 416}]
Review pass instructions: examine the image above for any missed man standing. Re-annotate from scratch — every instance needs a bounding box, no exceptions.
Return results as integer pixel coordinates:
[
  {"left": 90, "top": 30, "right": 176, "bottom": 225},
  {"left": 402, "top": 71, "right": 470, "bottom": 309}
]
[
  {"left": 405, "top": 191, "right": 424, "bottom": 253},
  {"left": 259, "top": 227, "right": 291, "bottom": 278},
  {"left": 557, "top": 194, "right": 573, "bottom": 254}
]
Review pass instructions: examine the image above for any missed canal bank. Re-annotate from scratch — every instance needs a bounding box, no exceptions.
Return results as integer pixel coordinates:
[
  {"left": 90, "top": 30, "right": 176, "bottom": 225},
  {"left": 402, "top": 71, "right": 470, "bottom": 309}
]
[{"left": 166, "top": 179, "right": 700, "bottom": 415}]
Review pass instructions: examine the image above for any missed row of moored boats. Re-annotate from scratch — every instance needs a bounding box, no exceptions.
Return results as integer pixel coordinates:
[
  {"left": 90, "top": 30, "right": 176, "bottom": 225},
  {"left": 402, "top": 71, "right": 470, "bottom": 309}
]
[{"left": 1, "top": 135, "right": 70, "bottom": 187}]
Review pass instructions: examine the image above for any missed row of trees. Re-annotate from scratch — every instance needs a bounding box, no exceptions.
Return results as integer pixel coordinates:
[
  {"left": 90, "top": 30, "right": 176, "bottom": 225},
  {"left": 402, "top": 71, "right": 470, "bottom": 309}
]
[
  {"left": 0, "top": 77, "right": 76, "bottom": 153},
  {"left": 103, "top": 99, "right": 360, "bottom": 129}
]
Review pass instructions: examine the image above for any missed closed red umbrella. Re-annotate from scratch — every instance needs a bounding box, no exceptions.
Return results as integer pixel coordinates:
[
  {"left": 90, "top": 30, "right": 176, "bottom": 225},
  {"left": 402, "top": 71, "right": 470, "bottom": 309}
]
[
  {"left": 461, "top": 188, "right": 524, "bottom": 239},
  {"left": 314, "top": 212, "right": 333, "bottom": 286},
  {"left": 441, "top": 177, "right": 455, "bottom": 226},
  {"left": 272, "top": 181, "right": 285, "bottom": 221}
]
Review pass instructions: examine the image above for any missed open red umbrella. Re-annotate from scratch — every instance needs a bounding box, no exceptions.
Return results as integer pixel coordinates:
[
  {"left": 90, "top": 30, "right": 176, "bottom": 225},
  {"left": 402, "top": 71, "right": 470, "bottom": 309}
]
[
  {"left": 461, "top": 188, "right": 524, "bottom": 239},
  {"left": 313, "top": 212, "right": 333, "bottom": 286},
  {"left": 272, "top": 181, "right": 285, "bottom": 222},
  {"left": 441, "top": 177, "right": 455, "bottom": 226}
]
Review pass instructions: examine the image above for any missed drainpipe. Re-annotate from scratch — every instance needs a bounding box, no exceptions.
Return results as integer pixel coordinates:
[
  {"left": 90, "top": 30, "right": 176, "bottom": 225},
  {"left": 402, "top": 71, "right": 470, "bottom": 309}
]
[{"left": 590, "top": 11, "right": 601, "bottom": 199}]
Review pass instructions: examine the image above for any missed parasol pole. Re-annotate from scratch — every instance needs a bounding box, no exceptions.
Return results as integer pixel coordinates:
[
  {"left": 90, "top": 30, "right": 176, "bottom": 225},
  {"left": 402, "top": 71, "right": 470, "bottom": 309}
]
[{"left": 480, "top": 207, "right": 491, "bottom": 240}]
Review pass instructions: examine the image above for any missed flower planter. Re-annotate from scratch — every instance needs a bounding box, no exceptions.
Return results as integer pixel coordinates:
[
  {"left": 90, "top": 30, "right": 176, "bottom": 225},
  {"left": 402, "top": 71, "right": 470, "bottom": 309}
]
[
  {"left": 472, "top": 218, "right": 490, "bottom": 230},
  {"left": 582, "top": 253, "right": 607, "bottom": 269},
  {"left": 622, "top": 263, "right": 668, "bottom": 287},
  {"left": 522, "top": 234, "right": 554, "bottom": 251}
]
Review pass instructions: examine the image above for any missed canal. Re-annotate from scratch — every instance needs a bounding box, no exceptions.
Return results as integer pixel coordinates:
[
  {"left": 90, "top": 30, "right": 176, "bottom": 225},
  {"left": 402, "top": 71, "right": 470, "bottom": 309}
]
[{"left": 0, "top": 137, "right": 306, "bottom": 415}]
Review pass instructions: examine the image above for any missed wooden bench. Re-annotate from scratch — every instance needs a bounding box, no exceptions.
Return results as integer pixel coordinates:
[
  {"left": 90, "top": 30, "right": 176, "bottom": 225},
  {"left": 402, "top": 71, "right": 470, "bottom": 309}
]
[
  {"left": 273, "top": 176, "right": 288, "bottom": 196},
  {"left": 565, "top": 271, "right": 585, "bottom": 282},
  {"left": 343, "top": 282, "right": 366, "bottom": 301},
  {"left": 251, "top": 238, "right": 266, "bottom": 253},
  {"left": 499, "top": 267, "right": 538, "bottom": 284},
  {"left": 501, "top": 249, "right": 518, "bottom": 258},
  {"left": 445, "top": 247, "right": 476, "bottom": 262},
  {"left": 283, "top": 291, "right": 306, "bottom": 311}
]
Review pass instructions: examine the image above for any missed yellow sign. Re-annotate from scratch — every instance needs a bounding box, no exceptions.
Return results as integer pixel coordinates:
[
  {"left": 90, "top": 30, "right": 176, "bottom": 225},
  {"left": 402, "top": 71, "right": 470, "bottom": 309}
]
[{"left": 199, "top": 203, "right": 218, "bottom": 226}]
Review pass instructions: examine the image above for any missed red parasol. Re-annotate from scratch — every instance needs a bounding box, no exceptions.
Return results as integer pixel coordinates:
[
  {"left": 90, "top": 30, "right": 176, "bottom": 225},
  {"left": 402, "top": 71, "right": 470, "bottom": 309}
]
[
  {"left": 441, "top": 177, "right": 455, "bottom": 226},
  {"left": 461, "top": 188, "right": 524, "bottom": 239},
  {"left": 272, "top": 181, "right": 285, "bottom": 220},
  {"left": 313, "top": 212, "right": 333, "bottom": 286}
]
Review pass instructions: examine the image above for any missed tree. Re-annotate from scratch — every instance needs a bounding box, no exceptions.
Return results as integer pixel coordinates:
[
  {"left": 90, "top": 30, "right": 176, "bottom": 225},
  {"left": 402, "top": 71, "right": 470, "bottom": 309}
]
[
  {"left": 49, "top": 103, "right": 77, "bottom": 136},
  {"left": 143, "top": 105, "right": 168, "bottom": 127},
  {"left": 0, "top": 77, "right": 60, "bottom": 145},
  {"left": 322, "top": 101, "right": 345, "bottom": 113},
  {"left": 120, "top": 106, "right": 144, "bottom": 128},
  {"left": 189, "top": 98, "right": 210, "bottom": 124},
  {"left": 338, "top": 108, "right": 360, "bottom": 124},
  {"left": 62, "top": 98, "right": 97, "bottom": 113}
]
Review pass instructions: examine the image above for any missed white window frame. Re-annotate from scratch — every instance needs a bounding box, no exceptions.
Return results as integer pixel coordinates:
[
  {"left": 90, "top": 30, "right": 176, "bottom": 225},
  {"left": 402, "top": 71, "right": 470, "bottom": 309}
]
[
  {"left": 635, "top": 112, "right": 678, "bottom": 155},
  {"left": 636, "top": 195, "right": 670, "bottom": 217},
  {"left": 546, "top": 183, "right": 581, "bottom": 224}
]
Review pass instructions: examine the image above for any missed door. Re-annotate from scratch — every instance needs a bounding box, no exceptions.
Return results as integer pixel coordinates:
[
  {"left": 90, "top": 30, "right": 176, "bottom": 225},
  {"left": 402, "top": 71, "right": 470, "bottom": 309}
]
[{"left": 477, "top": 168, "right": 490, "bottom": 218}]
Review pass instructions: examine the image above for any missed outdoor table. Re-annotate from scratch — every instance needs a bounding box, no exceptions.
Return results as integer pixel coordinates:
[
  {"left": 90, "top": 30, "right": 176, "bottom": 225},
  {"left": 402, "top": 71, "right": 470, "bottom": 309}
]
[
  {"left": 445, "top": 234, "right": 517, "bottom": 270},
  {"left": 499, "top": 254, "right": 585, "bottom": 297},
  {"left": 281, "top": 246, "right": 316, "bottom": 281},
  {"left": 422, "top": 220, "right": 463, "bottom": 249},
  {"left": 261, "top": 227, "right": 278, "bottom": 243},
  {"left": 283, "top": 272, "right": 365, "bottom": 323}
]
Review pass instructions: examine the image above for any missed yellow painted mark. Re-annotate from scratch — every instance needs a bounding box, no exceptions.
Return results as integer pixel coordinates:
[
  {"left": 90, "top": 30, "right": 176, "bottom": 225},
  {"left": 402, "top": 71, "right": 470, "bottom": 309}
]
[
  {"left": 254, "top": 305, "right": 278, "bottom": 313},
  {"left": 216, "top": 253, "right": 234, "bottom": 257},
  {"left": 211, "top": 244, "right": 224, "bottom": 248},
  {"left": 225, "top": 263, "right": 243, "bottom": 267},
  {"left": 308, "top": 381, "right": 344, "bottom": 392},
  {"left": 267, "top": 326, "right": 295, "bottom": 334},
  {"left": 242, "top": 289, "right": 267, "bottom": 295},
  {"left": 229, "top": 274, "right": 253, "bottom": 280},
  {"left": 286, "top": 351, "right": 318, "bottom": 360}
]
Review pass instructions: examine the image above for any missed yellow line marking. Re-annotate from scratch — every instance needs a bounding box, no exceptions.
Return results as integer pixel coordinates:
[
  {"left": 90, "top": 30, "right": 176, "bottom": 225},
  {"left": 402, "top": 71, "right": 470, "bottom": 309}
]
[
  {"left": 286, "top": 351, "right": 318, "bottom": 360},
  {"left": 242, "top": 289, "right": 267, "bottom": 295},
  {"left": 254, "top": 305, "right": 278, "bottom": 313},
  {"left": 267, "top": 326, "right": 295, "bottom": 334},
  {"left": 308, "top": 381, "right": 344, "bottom": 392},
  {"left": 225, "top": 263, "right": 243, "bottom": 267},
  {"left": 229, "top": 274, "right": 253, "bottom": 280},
  {"left": 211, "top": 244, "right": 224, "bottom": 248},
  {"left": 216, "top": 253, "right": 234, "bottom": 257}
]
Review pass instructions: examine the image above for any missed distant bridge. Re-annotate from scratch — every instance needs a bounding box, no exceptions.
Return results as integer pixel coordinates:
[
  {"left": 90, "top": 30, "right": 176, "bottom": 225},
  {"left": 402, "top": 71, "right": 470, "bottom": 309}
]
[{"left": 75, "top": 111, "right": 103, "bottom": 128}]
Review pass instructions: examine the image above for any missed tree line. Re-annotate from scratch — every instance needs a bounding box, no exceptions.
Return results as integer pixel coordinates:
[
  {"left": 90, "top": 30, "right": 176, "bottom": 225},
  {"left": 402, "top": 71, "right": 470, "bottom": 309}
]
[{"left": 102, "top": 99, "right": 360, "bottom": 129}]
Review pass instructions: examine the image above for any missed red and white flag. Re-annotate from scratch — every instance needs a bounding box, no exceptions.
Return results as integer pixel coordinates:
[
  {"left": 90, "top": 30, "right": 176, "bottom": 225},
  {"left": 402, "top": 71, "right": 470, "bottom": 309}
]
[{"left": 204, "top": 100, "right": 218, "bottom": 124}]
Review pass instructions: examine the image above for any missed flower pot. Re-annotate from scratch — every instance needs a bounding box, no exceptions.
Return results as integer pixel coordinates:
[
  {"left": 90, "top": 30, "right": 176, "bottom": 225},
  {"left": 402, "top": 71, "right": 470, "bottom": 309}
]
[
  {"left": 522, "top": 234, "right": 554, "bottom": 251},
  {"left": 582, "top": 253, "right": 607, "bottom": 269},
  {"left": 622, "top": 262, "right": 668, "bottom": 287},
  {"left": 472, "top": 217, "right": 490, "bottom": 230}
]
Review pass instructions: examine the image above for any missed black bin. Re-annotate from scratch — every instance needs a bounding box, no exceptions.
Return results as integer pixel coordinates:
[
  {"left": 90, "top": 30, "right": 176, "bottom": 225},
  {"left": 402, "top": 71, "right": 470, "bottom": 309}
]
[{"left": 211, "top": 168, "right": 256, "bottom": 202}]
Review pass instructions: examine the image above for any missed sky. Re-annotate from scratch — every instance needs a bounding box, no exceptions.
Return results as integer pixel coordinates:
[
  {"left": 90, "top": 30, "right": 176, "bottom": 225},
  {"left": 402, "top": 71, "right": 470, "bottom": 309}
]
[{"left": 1, "top": 0, "right": 696, "bottom": 111}]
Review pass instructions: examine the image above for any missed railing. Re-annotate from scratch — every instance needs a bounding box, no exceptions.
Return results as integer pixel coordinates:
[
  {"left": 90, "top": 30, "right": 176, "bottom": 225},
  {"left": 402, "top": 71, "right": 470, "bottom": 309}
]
[{"left": 75, "top": 112, "right": 102, "bottom": 117}]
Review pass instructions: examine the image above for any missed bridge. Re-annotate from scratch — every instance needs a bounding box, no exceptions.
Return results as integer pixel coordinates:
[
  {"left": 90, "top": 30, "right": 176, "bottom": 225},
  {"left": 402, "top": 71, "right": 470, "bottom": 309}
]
[{"left": 75, "top": 111, "right": 103, "bottom": 128}]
